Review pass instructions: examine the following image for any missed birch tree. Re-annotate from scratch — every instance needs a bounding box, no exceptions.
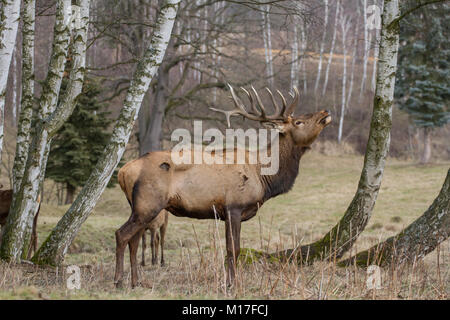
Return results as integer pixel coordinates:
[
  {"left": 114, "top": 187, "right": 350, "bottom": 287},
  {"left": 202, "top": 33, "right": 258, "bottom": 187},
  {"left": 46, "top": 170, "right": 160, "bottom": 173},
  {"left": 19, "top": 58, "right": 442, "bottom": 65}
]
[
  {"left": 261, "top": 4, "right": 274, "bottom": 87},
  {"left": 290, "top": 24, "right": 299, "bottom": 90},
  {"left": 0, "top": 0, "right": 90, "bottom": 261},
  {"left": 272, "top": 0, "right": 400, "bottom": 263},
  {"left": 337, "top": 11, "right": 351, "bottom": 144},
  {"left": 342, "top": 168, "right": 449, "bottom": 267},
  {"left": 32, "top": 0, "right": 180, "bottom": 266},
  {"left": 321, "top": 0, "right": 340, "bottom": 97},
  {"left": 359, "top": 0, "right": 369, "bottom": 99},
  {"left": 314, "top": 0, "right": 329, "bottom": 94},
  {"left": 12, "top": 0, "right": 35, "bottom": 195},
  {"left": 0, "top": 0, "right": 21, "bottom": 166}
]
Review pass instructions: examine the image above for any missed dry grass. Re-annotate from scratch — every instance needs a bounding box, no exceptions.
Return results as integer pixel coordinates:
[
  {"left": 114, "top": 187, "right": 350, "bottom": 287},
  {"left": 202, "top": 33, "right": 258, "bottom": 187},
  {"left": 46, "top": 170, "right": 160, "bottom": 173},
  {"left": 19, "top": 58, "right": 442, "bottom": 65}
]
[{"left": 0, "top": 149, "right": 449, "bottom": 299}]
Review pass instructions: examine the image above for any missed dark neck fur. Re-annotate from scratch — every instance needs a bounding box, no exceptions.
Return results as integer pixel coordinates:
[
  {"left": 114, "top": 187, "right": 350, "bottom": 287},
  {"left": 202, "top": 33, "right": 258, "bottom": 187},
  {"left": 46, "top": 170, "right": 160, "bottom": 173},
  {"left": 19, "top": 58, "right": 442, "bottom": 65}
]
[{"left": 259, "top": 135, "right": 308, "bottom": 201}]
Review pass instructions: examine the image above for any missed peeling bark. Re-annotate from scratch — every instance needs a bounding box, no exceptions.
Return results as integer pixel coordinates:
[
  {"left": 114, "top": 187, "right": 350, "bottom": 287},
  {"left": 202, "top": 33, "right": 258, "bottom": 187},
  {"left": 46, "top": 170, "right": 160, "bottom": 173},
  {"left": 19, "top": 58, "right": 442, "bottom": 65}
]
[
  {"left": 341, "top": 169, "right": 449, "bottom": 267},
  {"left": 32, "top": 0, "right": 180, "bottom": 266}
]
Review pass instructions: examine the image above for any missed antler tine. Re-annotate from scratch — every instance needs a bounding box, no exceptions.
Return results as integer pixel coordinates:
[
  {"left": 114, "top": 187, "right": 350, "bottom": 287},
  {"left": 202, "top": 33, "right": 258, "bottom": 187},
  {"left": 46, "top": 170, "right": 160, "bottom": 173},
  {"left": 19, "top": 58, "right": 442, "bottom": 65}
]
[
  {"left": 240, "top": 87, "right": 260, "bottom": 116},
  {"left": 284, "top": 86, "right": 299, "bottom": 117},
  {"left": 209, "top": 107, "right": 234, "bottom": 127},
  {"left": 265, "top": 87, "right": 281, "bottom": 117},
  {"left": 227, "top": 84, "right": 247, "bottom": 113},
  {"left": 210, "top": 84, "right": 267, "bottom": 127},
  {"left": 251, "top": 86, "right": 267, "bottom": 118},
  {"left": 276, "top": 90, "right": 287, "bottom": 116}
]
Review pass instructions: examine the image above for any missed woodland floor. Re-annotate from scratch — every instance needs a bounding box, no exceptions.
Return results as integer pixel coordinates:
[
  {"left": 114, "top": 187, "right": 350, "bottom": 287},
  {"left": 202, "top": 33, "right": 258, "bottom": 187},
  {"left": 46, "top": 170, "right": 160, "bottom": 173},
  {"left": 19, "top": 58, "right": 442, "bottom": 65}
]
[{"left": 0, "top": 150, "right": 449, "bottom": 299}]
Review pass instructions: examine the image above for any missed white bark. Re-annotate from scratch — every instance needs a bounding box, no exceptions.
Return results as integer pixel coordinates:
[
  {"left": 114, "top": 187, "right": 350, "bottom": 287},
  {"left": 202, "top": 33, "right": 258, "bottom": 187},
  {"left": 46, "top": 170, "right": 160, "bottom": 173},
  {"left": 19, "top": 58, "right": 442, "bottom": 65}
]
[
  {"left": 0, "top": 0, "right": 81, "bottom": 262},
  {"left": 359, "top": 0, "right": 369, "bottom": 99},
  {"left": 314, "top": 0, "right": 329, "bottom": 93},
  {"left": 261, "top": 5, "right": 273, "bottom": 87},
  {"left": 13, "top": 0, "right": 35, "bottom": 195},
  {"left": 338, "top": 12, "right": 351, "bottom": 144},
  {"left": 371, "top": 0, "right": 383, "bottom": 92},
  {"left": 11, "top": 49, "right": 17, "bottom": 125},
  {"left": 321, "top": 0, "right": 340, "bottom": 97},
  {"left": 0, "top": 0, "right": 21, "bottom": 166},
  {"left": 33, "top": 0, "right": 180, "bottom": 266},
  {"left": 275, "top": 0, "right": 400, "bottom": 262},
  {"left": 299, "top": 21, "right": 307, "bottom": 93},
  {"left": 346, "top": 20, "right": 359, "bottom": 111},
  {"left": 290, "top": 24, "right": 299, "bottom": 89}
]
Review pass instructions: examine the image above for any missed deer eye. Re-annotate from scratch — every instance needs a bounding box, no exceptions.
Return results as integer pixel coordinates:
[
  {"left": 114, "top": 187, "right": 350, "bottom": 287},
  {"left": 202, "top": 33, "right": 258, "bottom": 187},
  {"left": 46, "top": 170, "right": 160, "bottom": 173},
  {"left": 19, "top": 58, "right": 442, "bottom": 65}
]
[{"left": 295, "top": 120, "right": 304, "bottom": 126}]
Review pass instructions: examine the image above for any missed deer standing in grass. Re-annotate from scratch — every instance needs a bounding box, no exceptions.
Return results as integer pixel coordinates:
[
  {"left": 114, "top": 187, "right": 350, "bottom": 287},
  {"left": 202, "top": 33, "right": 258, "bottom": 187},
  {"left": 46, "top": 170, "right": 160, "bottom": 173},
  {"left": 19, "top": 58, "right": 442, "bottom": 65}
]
[{"left": 114, "top": 85, "right": 331, "bottom": 288}]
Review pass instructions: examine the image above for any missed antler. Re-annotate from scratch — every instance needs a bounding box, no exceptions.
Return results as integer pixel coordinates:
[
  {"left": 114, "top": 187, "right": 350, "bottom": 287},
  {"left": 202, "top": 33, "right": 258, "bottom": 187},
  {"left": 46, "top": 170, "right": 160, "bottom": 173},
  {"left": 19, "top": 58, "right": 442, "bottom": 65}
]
[{"left": 210, "top": 84, "right": 299, "bottom": 127}]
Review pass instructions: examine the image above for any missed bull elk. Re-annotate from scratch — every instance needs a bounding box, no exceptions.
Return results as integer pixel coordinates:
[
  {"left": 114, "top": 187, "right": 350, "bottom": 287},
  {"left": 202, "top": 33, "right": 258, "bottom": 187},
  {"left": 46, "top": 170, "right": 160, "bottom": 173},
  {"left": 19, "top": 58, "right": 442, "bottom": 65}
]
[
  {"left": 0, "top": 187, "right": 41, "bottom": 259},
  {"left": 114, "top": 85, "right": 331, "bottom": 288}
]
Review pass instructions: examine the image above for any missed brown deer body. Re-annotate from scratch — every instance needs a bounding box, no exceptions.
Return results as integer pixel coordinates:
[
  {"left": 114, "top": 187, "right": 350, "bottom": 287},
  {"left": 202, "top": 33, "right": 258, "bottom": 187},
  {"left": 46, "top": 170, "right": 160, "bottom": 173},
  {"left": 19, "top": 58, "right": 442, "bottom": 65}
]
[
  {"left": 0, "top": 188, "right": 40, "bottom": 259},
  {"left": 114, "top": 85, "right": 331, "bottom": 288}
]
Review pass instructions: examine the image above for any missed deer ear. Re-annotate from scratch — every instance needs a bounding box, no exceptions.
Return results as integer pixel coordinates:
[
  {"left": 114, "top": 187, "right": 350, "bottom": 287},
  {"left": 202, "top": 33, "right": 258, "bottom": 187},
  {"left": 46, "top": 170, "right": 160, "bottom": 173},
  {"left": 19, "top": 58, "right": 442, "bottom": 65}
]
[{"left": 261, "top": 121, "right": 288, "bottom": 133}]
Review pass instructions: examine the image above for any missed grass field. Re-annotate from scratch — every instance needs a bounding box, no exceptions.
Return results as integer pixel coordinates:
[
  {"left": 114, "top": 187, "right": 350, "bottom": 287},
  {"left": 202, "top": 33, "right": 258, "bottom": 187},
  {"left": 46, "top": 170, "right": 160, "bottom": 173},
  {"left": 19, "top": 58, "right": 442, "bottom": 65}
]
[{"left": 0, "top": 150, "right": 448, "bottom": 300}]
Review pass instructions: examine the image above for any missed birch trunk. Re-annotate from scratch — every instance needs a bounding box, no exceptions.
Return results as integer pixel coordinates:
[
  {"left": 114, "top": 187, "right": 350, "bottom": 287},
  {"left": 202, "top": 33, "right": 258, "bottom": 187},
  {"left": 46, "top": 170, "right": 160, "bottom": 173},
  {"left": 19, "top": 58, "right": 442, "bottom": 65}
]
[
  {"left": 321, "top": 0, "right": 340, "bottom": 97},
  {"left": 359, "top": 0, "right": 369, "bottom": 99},
  {"left": 12, "top": 0, "right": 35, "bottom": 195},
  {"left": 290, "top": 24, "right": 299, "bottom": 90},
  {"left": 314, "top": 0, "right": 329, "bottom": 94},
  {"left": 342, "top": 169, "right": 449, "bottom": 267},
  {"left": 32, "top": 0, "right": 180, "bottom": 266},
  {"left": 299, "top": 21, "right": 307, "bottom": 93},
  {"left": 346, "top": 23, "right": 359, "bottom": 111},
  {"left": 338, "top": 14, "right": 350, "bottom": 144},
  {"left": 261, "top": 5, "right": 273, "bottom": 87},
  {"left": 371, "top": 30, "right": 381, "bottom": 92},
  {"left": 0, "top": 0, "right": 21, "bottom": 166},
  {"left": 273, "top": 0, "right": 400, "bottom": 263},
  {"left": 0, "top": 0, "right": 88, "bottom": 262}
]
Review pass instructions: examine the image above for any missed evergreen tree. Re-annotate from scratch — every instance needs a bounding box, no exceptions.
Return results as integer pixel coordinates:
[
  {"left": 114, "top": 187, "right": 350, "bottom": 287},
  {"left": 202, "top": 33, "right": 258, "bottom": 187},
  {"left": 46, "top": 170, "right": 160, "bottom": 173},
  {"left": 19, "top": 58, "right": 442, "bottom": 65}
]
[
  {"left": 46, "top": 78, "right": 119, "bottom": 204},
  {"left": 395, "top": 3, "right": 450, "bottom": 163}
]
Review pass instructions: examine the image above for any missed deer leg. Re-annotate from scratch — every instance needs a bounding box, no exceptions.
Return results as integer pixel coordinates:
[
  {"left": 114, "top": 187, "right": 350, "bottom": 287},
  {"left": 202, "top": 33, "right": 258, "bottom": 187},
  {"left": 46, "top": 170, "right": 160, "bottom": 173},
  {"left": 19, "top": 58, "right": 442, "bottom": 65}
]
[
  {"left": 114, "top": 217, "right": 147, "bottom": 288},
  {"left": 141, "top": 231, "right": 147, "bottom": 266},
  {"left": 225, "top": 208, "right": 242, "bottom": 288},
  {"left": 154, "top": 232, "right": 160, "bottom": 265},
  {"left": 150, "top": 229, "right": 157, "bottom": 265},
  {"left": 159, "top": 221, "right": 167, "bottom": 267},
  {"left": 129, "top": 229, "right": 144, "bottom": 288}
]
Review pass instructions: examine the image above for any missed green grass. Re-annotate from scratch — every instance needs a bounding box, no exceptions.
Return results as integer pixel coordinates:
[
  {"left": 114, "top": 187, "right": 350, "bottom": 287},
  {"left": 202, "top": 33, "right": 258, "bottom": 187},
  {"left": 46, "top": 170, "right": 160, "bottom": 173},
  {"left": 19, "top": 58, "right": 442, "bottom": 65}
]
[{"left": 0, "top": 151, "right": 448, "bottom": 299}]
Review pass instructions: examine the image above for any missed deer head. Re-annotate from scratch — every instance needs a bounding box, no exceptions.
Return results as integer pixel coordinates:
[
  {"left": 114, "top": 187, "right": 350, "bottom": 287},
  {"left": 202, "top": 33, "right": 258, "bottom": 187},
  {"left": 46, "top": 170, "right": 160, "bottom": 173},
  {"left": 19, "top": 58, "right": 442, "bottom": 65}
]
[{"left": 211, "top": 84, "right": 331, "bottom": 147}]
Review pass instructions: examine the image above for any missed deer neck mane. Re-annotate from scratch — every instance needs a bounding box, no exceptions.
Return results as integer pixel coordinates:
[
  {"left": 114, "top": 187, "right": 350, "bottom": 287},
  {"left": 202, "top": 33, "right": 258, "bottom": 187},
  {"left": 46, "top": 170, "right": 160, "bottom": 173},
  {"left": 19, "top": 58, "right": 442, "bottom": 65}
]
[{"left": 259, "top": 134, "right": 308, "bottom": 202}]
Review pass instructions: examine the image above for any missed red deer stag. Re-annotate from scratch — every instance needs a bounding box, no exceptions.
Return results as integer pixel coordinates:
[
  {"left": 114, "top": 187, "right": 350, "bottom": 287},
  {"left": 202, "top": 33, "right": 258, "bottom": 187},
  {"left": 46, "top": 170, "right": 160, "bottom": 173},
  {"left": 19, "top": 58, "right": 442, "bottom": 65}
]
[
  {"left": 0, "top": 186, "right": 41, "bottom": 259},
  {"left": 114, "top": 85, "right": 331, "bottom": 288}
]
